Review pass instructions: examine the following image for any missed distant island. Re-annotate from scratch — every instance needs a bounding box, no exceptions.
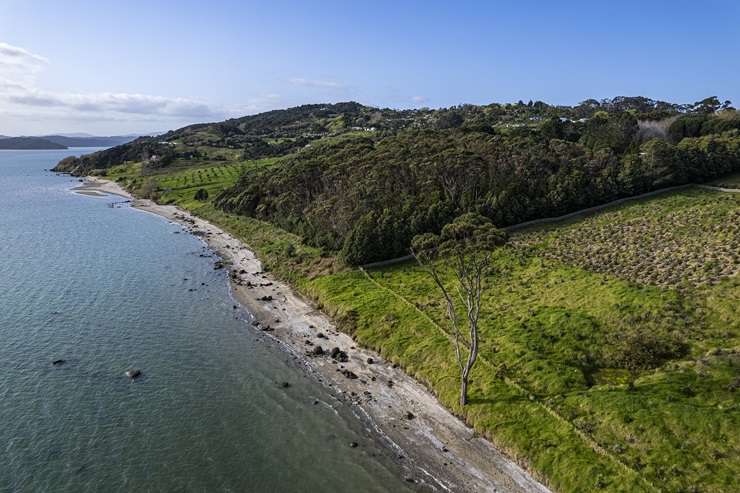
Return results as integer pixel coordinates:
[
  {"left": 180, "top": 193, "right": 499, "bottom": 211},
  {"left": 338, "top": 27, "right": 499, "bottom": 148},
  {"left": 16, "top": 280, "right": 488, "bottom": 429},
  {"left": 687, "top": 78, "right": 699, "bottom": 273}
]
[
  {"left": 0, "top": 134, "right": 138, "bottom": 150},
  {"left": 0, "top": 137, "right": 67, "bottom": 150}
]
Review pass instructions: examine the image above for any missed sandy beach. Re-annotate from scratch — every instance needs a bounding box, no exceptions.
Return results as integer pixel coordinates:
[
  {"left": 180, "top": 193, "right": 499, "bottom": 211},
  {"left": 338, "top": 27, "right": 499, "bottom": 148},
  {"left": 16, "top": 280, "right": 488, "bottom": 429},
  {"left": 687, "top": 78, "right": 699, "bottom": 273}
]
[{"left": 73, "top": 177, "right": 552, "bottom": 493}]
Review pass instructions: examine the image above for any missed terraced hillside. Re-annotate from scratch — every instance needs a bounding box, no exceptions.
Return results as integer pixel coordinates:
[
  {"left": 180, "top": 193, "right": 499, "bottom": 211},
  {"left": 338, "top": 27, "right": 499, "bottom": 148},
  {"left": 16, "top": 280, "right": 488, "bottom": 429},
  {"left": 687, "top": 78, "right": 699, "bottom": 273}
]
[{"left": 513, "top": 189, "right": 740, "bottom": 288}]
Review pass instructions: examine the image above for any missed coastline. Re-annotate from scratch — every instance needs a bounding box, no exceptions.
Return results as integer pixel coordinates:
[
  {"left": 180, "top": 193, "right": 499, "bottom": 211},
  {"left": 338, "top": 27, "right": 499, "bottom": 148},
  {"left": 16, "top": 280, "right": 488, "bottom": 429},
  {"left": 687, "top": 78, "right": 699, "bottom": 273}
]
[{"left": 73, "top": 177, "right": 552, "bottom": 493}]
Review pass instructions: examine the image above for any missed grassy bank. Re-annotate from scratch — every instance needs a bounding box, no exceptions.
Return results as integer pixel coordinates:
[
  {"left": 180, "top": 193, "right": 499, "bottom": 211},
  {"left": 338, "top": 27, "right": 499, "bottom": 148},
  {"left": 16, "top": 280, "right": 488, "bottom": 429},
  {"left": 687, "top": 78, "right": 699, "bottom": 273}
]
[{"left": 106, "top": 161, "right": 739, "bottom": 493}]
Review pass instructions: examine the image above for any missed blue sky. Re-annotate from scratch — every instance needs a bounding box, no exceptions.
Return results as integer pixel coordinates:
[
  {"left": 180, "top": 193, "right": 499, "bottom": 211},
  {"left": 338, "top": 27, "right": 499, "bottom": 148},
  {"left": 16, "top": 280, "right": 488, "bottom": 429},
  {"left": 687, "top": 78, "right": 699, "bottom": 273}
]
[{"left": 1, "top": 0, "right": 738, "bottom": 135}]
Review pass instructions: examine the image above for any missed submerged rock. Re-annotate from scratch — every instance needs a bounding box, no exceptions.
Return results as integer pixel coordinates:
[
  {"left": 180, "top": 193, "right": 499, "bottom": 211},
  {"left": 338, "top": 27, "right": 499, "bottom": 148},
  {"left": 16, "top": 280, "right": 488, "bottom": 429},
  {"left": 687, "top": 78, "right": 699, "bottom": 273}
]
[
  {"left": 51, "top": 359, "right": 65, "bottom": 366},
  {"left": 125, "top": 369, "right": 142, "bottom": 379}
]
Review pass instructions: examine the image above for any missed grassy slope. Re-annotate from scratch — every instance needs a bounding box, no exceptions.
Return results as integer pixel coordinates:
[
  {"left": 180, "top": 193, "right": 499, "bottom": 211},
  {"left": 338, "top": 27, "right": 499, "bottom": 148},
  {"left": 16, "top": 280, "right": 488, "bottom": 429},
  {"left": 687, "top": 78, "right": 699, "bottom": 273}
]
[{"left": 108, "top": 161, "right": 739, "bottom": 493}]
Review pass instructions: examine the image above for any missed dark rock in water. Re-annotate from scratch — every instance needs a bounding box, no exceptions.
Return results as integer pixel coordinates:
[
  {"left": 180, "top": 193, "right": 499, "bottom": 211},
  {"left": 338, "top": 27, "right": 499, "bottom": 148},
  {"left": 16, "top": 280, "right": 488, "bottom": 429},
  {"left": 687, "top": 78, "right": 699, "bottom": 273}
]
[
  {"left": 349, "top": 441, "right": 358, "bottom": 448},
  {"left": 405, "top": 411, "right": 415, "bottom": 420},
  {"left": 313, "top": 399, "right": 319, "bottom": 405},
  {"left": 251, "top": 320, "right": 260, "bottom": 326},
  {"left": 316, "top": 332, "right": 326, "bottom": 339},
  {"left": 366, "top": 357, "right": 374, "bottom": 364},
  {"left": 259, "top": 295, "right": 273, "bottom": 302},
  {"left": 312, "top": 345, "right": 325, "bottom": 356},
  {"left": 342, "top": 370, "right": 358, "bottom": 379},
  {"left": 262, "top": 325, "right": 274, "bottom": 332},
  {"left": 125, "top": 369, "right": 142, "bottom": 379},
  {"left": 280, "top": 381, "right": 291, "bottom": 388},
  {"left": 52, "top": 359, "right": 65, "bottom": 366},
  {"left": 213, "top": 261, "right": 225, "bottom": 270}
]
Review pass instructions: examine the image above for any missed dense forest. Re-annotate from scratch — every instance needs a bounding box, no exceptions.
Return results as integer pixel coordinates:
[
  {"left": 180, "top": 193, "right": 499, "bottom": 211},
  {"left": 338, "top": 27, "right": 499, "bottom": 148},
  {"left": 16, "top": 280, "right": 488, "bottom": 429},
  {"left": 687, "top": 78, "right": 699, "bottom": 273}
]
[
  {"left": 216, "top": 99, "right": 740, "bottom": 264},
  {"left": 54, "top": 96, "right": 740, "bottom": 264}
]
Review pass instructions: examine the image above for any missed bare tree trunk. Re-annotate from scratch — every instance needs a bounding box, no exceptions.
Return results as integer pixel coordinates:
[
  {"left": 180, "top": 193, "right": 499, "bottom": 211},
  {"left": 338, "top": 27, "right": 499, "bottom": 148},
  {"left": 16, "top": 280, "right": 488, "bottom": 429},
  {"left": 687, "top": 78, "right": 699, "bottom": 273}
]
[
  {"left": 459, "top": 320, "right": 479, "bottom": 406},
  {"left": 460, "top": 371, "right": 469, "bottom": 406}
]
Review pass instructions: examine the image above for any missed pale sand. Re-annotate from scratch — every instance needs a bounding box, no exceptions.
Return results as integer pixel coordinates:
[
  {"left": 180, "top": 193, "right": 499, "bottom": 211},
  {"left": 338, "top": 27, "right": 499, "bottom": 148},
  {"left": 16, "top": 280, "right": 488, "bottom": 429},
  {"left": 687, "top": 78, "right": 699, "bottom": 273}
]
[{"left": 75, "top": 177, "right": 552, "bottom": 493}]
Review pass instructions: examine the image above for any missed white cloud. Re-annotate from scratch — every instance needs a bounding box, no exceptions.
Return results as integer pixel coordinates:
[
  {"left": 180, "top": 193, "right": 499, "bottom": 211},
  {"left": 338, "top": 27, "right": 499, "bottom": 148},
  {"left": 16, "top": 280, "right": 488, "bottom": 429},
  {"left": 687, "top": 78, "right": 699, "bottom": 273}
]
[
  {"left": 0, "top": 42, "right": 48, "bottom": 84},
  {"left": 411, "top": 95, "right": 428, "bottom": 103},
  {"left": 0, "top": 41, "right": 232, "bottom": 127},
  {"left": 289, "top": 77, "right": 345, "bottom": 89},
  {"left": 0, "top": 42, "right": 48, "bottom": 67},
  {"left": 5, "top": 87, "right": 220, "bottom": 118}
]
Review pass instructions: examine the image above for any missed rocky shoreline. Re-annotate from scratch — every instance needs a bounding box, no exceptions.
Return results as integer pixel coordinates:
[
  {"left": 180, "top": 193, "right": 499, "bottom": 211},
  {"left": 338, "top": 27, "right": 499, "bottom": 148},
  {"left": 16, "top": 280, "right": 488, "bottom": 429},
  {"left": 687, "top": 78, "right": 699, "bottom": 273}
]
[{"left": 72, "top": 177, "right": 552, "bottom": 493}]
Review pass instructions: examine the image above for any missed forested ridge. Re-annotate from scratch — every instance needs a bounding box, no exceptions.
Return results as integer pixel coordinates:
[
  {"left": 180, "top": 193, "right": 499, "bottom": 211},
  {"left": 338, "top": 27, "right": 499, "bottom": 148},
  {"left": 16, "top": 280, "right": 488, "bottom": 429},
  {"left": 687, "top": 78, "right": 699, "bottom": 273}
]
[
  {"left": 215, "top": 98, "right": 740, "bottom": 264},
  {"left": 53, "top": 96, "right": 740, "bottom": 264}
]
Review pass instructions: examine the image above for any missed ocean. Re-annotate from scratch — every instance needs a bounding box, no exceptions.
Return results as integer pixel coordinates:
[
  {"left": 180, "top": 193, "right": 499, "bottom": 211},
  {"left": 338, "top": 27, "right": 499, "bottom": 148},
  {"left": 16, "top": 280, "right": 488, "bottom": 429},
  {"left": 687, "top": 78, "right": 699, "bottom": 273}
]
[{"left": 0, "top": 149, "right": 414, "bottom": 492}]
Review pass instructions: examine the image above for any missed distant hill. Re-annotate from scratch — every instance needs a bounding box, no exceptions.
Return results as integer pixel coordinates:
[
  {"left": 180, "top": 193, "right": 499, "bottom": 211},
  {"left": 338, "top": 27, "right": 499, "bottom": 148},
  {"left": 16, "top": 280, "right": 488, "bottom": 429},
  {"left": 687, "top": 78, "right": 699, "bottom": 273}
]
[
  {"left": 42, "top": 135, "right": 137, "bottom": 148},
  {"left": 0, "top": 137, "right": 67, "bottom": 150},
  {"left": 0, "top": 134, "right": 138, "bottom": 150}
]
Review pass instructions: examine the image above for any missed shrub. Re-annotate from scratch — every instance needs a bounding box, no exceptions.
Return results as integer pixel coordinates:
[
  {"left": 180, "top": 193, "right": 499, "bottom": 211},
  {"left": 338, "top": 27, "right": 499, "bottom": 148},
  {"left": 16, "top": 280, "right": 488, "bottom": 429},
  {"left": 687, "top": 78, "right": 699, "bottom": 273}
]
[
  {"left": 194, "top": 188, "right": 209, "bottom": 201},
  {"left": 604, "top": 327, "right": 688, "bottom": 389}
]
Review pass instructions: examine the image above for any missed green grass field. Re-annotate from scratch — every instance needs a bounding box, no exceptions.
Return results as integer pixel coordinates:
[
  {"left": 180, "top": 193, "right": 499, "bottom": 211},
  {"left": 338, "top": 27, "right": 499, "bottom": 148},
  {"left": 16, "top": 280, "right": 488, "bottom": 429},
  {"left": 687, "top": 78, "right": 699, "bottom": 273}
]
[
  {"left": 111, "top": 160, "right": 740, "bottom": 493},
  {"left": 309, "top": 188, "right": 739, "bottom": 493}
]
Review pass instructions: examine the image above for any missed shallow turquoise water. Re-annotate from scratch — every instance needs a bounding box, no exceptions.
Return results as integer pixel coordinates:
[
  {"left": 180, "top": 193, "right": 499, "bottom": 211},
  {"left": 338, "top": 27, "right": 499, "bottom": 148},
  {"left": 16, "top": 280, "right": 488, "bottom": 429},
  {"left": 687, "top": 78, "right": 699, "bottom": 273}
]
[{"left": 0, "top": 150, "right": 414, "bottom": 492}]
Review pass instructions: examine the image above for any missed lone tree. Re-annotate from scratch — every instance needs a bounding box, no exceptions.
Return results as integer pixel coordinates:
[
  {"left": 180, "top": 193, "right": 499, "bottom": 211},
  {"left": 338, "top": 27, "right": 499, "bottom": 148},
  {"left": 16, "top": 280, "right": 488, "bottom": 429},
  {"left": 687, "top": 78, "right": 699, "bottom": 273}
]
[{"left": 411, "top": 213, "right": 507, "bottom": 407}]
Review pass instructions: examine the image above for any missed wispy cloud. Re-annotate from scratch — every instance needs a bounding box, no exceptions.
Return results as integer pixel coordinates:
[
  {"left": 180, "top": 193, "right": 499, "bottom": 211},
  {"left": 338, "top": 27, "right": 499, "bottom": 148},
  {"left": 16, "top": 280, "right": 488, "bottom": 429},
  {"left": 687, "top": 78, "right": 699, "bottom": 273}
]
[
  {"left": 5, "top": 88, "right": 221, "bottom": 118},
  {"left": 0, "top": 41, "right": 229, "bottom": 123},
  {"left": 0, "top": 42, "right": 48, "bottom": 84},
  {"left": 0, "top": 42, "right": 48, "bottom": 67},
  {"left": 411, "top": 95, "right": 428, "bottom": 104},
  {"left": 289, "top": 77, "right": 345, "bottom": 89}
]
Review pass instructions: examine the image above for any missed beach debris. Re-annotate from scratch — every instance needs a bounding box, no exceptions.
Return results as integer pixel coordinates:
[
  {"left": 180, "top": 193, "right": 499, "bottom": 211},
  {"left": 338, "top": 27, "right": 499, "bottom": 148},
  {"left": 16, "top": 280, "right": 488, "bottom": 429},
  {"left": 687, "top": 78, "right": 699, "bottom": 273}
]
[
  {"left": 125, "top": 369, "right": 142, "bottom": 380},
  {"left": 51, "top": 359, "right": 66, "bottom": 366}
]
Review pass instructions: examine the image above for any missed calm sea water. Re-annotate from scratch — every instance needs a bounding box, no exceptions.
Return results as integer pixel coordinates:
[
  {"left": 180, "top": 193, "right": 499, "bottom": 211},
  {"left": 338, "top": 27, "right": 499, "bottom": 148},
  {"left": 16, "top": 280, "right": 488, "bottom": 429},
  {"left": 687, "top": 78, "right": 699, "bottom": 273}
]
[{"left": 0, "top": 149, "right": 414, "bottom": 492}]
